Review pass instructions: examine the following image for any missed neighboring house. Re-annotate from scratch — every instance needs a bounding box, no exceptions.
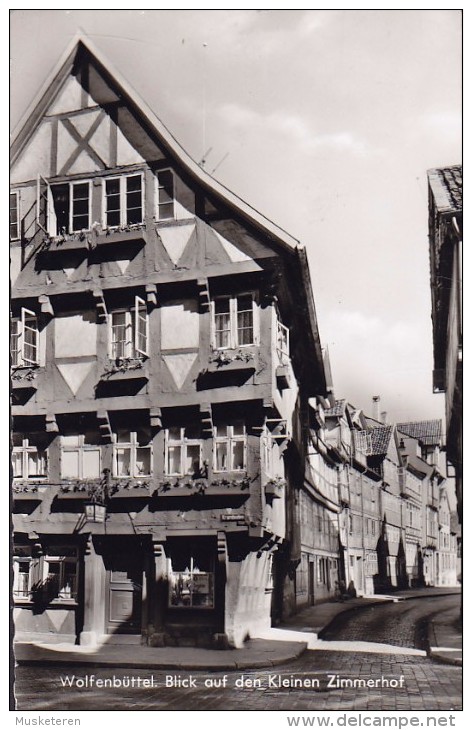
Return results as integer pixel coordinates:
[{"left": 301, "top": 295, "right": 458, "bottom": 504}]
[
  {"left": 428, "top": 166, "right": 462, "bottom": 523},
  {"left": 438, "top": 487, "right": 458, "bottom": 587},
  {"left": 10, "top": 37, "right": 328, "bottom": 649}
]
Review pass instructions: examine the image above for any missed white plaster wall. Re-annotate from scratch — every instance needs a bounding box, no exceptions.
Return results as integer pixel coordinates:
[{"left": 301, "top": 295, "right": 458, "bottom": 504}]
[
  {"left": 224, "top": 551, "right": 272, "bottom": 648},
  {"left": 55, "top": 313, "right": 97, "bottom": 357},
  {"left": 160, "top": 299, "right": 199, "bottom": 350}
]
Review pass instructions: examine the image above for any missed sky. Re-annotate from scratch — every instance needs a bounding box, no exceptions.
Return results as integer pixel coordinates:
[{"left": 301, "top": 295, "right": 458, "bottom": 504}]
[{"left": 9, "top": 8, "right": 462, "bottom": 426}]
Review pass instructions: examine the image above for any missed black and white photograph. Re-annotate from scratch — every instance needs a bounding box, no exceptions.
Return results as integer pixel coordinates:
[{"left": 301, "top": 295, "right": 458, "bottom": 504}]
[{"left": 9, "top": 7, "right": 462, "bottom": 722}]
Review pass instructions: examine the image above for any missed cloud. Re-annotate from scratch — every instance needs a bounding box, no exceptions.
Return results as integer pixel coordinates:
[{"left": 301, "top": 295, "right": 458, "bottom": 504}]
[{"left": 217, "top": 103, "right": 369, "bottom": 155}]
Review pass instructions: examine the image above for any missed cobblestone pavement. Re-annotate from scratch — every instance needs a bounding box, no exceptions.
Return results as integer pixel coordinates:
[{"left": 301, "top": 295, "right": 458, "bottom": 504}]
[
  {"left": 13, "top": 651, "right": 462, "bottom": 712},
  {"left": 320, "top": 594, "right": 460, "bottom": 650}
]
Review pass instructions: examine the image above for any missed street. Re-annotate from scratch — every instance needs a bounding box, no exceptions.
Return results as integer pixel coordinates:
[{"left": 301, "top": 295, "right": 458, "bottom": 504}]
[{"left": 13, "top": 596, "right": 462, "bottom": 712}]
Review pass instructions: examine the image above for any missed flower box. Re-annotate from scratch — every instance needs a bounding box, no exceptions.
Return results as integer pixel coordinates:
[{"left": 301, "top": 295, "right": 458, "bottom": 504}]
[{"left": 95, "top": 227, "right": 147, "bottom": 248}]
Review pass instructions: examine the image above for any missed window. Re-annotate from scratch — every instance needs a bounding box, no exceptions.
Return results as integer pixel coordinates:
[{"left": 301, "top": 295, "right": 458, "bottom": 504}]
[
  {"left": 156, "top": 169, "right": 174, "bottom": 220},
  {"left": 11, "top": 308, "right": 39, "bottom": 367},
  {"left": 49, "top": 181, "right": 90, "bottom": 235},
  {"left": 10, "top": 191, "right": 20, "bottom": 240},
  {"left": 168, "top": 543, "right": 214, "bottom": 608},
  {"left": 104, "top": 173, "right": 144, "bottom": 227},
  {"left": 43, "top": 547, "right": 78, "bottom": 602},
  {"left": 61, "top": 435, "right": 101, "bottom": 479},
  {"left": 13, "top": 547, "right": 33, "bottom": 601},
  {"left": 276, "top": 319, "right": 290, "bottom": 364},
  {"left": 212, "top": 294, "right": 257, "bottom": 349},
  {"left": 110, "top": 296, "right": 148, "bottom": 359},
  {"left": 165, "top": 426, "right": 202, "bottom": 476},
  {"left": 214, "top": 423, "right": 246, "bottom": 472},
  {"left": 12, "top": 435, "right": 47, "bottom": 479},
  {"left": 113, "top": 430, "right": 152, "bottom": 477}
]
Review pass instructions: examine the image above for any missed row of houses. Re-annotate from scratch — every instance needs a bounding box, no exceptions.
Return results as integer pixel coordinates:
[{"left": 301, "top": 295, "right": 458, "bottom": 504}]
[{"left": 10, "top": 38, "right": 458, "bottom": 650}]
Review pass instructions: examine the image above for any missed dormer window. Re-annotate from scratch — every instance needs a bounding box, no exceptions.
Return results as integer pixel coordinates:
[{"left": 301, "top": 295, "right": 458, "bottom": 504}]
[{"left": 104, "top": 173, "right": 143, "bottom": 227}]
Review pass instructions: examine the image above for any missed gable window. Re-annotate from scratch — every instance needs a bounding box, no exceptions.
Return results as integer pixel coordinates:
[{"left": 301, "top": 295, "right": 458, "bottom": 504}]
[
  {"left": 104, "top": 173, "right": 143, "bottom": 228},
  {"left": 12, "top": 435, "right": 47, "bottom": 479},
  {"left": 43, "top": 547, "right": 79, "bottom": 602},
  {"left": 165, "top": 426, "right": 202, "bottom": 477},
  {"left": 61, "top": 434, "right": 101, "bottom": 479},
  {"left": 110, "top": 296, "right": 148, "bottom": 359},
  {"left": 214, "top": 423, "right": 246, "bottom": 472},
  {"left": 13, "top": 547, "right": 33, "bottom": 602},
  {"left": 212, "top": 294, "right": 257, "bottom": 349},
  {"left": 11, "top": 308, "right": 39, "bottom": 367},
  {"left": 10, "top": 191, "right": 20, "bottom": 240},
  {"left": 49, "top": 181, "right": 90, "bottom": 235},
  {"left": 113, "top": 430, "right": 152, "bottom": 477},
  {"left": 156, "top": 169, "right": 174, "bottom": 220}
]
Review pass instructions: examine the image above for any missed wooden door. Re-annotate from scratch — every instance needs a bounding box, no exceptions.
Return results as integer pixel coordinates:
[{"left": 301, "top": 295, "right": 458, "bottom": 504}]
[{"left": 106, "top": 554, "right": 142, "bottom": 634}]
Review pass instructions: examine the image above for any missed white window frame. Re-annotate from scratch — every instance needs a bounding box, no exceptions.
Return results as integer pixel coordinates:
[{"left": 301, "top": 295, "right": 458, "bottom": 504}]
[
  {"left": 164, "top": 427, "right": 203, "bottom": 477},
  {"left": 60, "top": 435, "right": 101, "bottom": 480},
  {"left": 102, "top": 172, "right": 144, "bottom": 228},
  {"left": 155, "top": 168, "right": 175, "bottom": 220},
  {"left": 112, "top": 430, "right": 152, "bottom": 478},
  {"left": 276, "top": 318, "right": 290, "bottom": 365},
  {"left": 48, "top": 180, "right": 91, "bottom": 235},
  {"left": 213, "top": 423, "right": 247, "bottom": 473},
  {"left": 43, "top": 548, "right": 79, "bottom": 603},
  {"left": 109, "top": 296, "right": 148, "bottom": 359},
  {"left": 12, "top": 436, "right": 48, "bottom": 480},
  {"left": 13, "top": 552, "right": 33, "bottom": 602},
  {"left": 11, "top": 307, "right": 39, "bottom": 367},
  {"left": 211, "top": 293, "right": 258, "bottom": 349},
  {"left": 10, "top": 190, "right": 20, "bottom": 240}
]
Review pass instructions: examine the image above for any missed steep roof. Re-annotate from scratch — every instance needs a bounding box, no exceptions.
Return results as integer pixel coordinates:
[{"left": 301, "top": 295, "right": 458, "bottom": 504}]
[
  {"left": 325, "top": 399, "right": 346, "bottom": 417},
  {"left": 428, "top": 165, "right": 462, "bottom": 215},
  {"left": 369, "top": 425, "right": 393, "bottom": 455},
  {"left": 397, "top": 420, "right": 442, "bottom": 447}
]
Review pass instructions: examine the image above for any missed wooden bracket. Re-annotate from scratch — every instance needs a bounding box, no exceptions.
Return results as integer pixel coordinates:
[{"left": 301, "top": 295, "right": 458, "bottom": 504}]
[
  {"left": 38, "top": 294, "right": 54, "bottom": 317},
  {"left": 92, "top": 289, "right": 107, "bottom": 322},
  {"left": 97, "top": 410, "right": 112, "bottom": 443},
  {"left": 45, "top": 414, "right": 58, "bottom": 433},
  {"left": 150, "top": 407, "right": 162, "bottom": 429},
  {"left": 200, "top": 403, "right": 213, "bottom": 436},
  {"left": 197, "top": 278, "right": 210, "bottom": 312},
  {"left": 146, "top": 284, "right": 158, "bottom": 309}
]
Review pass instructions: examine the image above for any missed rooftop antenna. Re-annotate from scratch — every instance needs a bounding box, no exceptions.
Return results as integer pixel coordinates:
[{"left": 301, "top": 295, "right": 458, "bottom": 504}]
[
  {"left": 210, "top": 152, "right": 229, "bottom": 175},
  {"left": 199, "top": 147, "right": 213, "bottom": 168}
]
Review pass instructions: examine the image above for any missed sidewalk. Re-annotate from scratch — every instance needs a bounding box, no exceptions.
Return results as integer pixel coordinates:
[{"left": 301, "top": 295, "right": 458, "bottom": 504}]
[{"left": 14, "top": 587, "right": 461, "bottom": 670}]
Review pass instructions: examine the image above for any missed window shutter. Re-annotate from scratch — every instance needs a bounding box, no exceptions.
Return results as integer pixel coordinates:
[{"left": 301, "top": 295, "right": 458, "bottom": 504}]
[
  {"left": 134, "top": 295, "right": 148, "bottom": 356},
  {"left": 21, "top": 307, "right": 38, "bottom": 366}
]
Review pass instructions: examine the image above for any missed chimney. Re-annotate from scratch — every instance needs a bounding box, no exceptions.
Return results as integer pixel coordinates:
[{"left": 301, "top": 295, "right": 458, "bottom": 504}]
[{"left": 372, "top": 395, "right": 380, "bottom": 421}]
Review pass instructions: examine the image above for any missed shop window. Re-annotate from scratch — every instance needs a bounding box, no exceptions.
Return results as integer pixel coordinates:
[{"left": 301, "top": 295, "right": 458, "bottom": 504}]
[
  {"left": 110, "top": 296, "right": 148, "bottom": 359},
  {"left": 211, "top": 294, "right": 258, "bottom": 349},
  {"left": 156, "top": 169, "right": 174, "bottom": 220},
  {"left": 61, "top": 434, "right": 101, "bottom": 479},
  {"left": 104, "top": 173, "right": 143, "bottom": 227},
  {"left": 10, "top": 190, "right": 20, "bottom": 240},
  {"left": 13, "top": 547, "right": 33, "bottom": 601},
  {"left": 168, "top": 543, "right": 214, "bottom": 608},
  {"left": 12, "top": 435, "right": 47, "bottom": 479},
  {"left": 43, "top": 547, "right": 78, "bottom": 602},
  {"left": 49, "top": 181, "right": 91, "bottom": 235},
  {"left": 113, "top": 430, "right": 152, "bottom": 477},
  {"left": 165, "top": 426, "right": 202, "bottom": 477},
  {"left": 11, "top": 308, "right": 39, "bottom": 367},
  {"left": 214, "top": 423, "right": 246, "bottom": 472}
]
